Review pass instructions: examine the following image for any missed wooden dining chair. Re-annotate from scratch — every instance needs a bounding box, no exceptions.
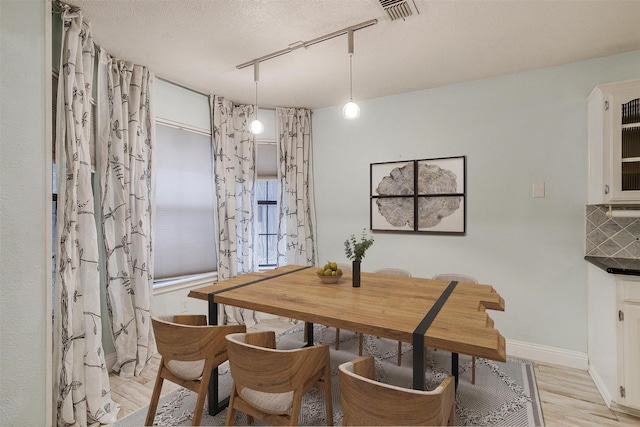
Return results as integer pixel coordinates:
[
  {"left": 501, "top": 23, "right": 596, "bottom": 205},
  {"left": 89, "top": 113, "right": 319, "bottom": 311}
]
[
  {"left": 433, "top": 273, "right": 480, "bottom": 384},
  {"left": 373, "top": 267, "right": 412, "bottom": 365},
  {"left": 224, "top": 331, "right": 333, "bottom": 426},
  {"left": 144, "top": 315, "right": 245, "bottom": 426},
  {"left": 339, "top": 355, "right": 455, "bottom": 426}
]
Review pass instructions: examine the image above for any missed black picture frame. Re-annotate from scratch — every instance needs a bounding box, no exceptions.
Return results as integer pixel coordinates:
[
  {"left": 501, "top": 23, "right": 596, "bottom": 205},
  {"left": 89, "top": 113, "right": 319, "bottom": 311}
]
[{"left": 370, "top": 156, "right": 466, "bottom": 234}]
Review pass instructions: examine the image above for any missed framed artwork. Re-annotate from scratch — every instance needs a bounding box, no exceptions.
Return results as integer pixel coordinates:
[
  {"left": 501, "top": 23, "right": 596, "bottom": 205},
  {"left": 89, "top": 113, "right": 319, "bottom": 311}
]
[{"left": 370, "top": 156, "right": 466, "bottom": 234}]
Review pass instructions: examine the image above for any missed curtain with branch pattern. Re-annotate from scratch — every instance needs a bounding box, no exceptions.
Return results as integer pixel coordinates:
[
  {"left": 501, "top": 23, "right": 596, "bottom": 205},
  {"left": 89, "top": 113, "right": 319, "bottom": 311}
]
[
  {"left": 276, "top": 107, "right": 318, "bottom": 267},
  {"left": 211, "top": 95, "right": 258, "bottom": 326},
  {"left": 96, "top": 48, "right": 156, "bottom": 378},
  {"left": 53, "top": 6, "right": 120, "bottom": 426}
]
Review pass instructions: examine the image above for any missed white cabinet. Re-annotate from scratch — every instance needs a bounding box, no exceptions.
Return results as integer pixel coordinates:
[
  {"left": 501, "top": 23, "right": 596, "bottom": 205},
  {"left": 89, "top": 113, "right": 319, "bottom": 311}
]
[
  {"left": 617, "top": 278, "right": 640, "bottom": 410},
  {"left": 587, "top": 265, "right": 640, "bottom": 413},
  {"left": 588, "top": 79, "right": 640, "bottom": 204}
]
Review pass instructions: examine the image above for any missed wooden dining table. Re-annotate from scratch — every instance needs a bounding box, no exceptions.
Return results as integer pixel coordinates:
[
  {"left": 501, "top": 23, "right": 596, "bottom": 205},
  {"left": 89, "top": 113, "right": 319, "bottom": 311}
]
[{"left": 188, "top": 264, "right": 506, "bottom": 415}]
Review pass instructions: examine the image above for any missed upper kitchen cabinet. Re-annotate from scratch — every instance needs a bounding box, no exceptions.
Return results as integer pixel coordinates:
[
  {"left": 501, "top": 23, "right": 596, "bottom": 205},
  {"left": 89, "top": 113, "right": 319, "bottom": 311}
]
[{"left": 588, "top": 79, "right": 640, "bottom": 204}]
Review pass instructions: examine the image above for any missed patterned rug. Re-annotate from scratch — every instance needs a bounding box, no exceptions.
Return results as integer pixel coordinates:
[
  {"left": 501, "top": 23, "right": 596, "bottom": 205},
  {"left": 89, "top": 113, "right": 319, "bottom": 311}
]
[{"left": 115, "top": 324, "right": 544, "bottom": 426}]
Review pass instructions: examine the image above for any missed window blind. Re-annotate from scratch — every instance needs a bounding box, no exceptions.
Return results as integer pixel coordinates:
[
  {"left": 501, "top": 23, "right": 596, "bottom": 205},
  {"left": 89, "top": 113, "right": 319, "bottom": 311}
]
[{"left": 154, "top": 124, "right": 217, "bottom": 280}]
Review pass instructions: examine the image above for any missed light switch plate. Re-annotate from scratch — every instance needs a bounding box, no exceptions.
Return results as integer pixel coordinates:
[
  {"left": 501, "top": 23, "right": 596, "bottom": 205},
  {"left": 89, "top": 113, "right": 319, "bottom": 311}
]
[{"left": 532, "top": 182, "right": 545, "bottom": 198}]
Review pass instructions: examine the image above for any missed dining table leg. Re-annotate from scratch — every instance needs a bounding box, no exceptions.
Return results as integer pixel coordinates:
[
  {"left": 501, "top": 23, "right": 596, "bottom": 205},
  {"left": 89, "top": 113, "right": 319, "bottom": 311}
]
[
  {"left": 304, "top": 321, "right": 314, "bottom": 347},
  {"left": 413, "top": 332, "right": 459, "bottom": 392},
  {"left": 207, "top": 294, "right": 229, "bottom": 415},
  {"left": 451, "top": 352, "right": 459, "bottom": 389},
  {"left": 412, "top": 334, "right": 425, "bottom": 390}
]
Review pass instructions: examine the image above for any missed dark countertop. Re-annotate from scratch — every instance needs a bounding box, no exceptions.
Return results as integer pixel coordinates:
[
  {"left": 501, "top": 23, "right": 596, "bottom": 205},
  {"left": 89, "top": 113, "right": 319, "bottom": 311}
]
[{"left": 585, "top": 256, "right": 640, "bottom": 276}]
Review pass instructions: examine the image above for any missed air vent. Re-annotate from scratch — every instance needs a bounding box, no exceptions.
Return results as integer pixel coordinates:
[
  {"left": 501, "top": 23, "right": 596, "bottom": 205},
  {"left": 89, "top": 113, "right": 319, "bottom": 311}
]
[{"left": 379, "top": 0, "right": 417, "bottom": 21}]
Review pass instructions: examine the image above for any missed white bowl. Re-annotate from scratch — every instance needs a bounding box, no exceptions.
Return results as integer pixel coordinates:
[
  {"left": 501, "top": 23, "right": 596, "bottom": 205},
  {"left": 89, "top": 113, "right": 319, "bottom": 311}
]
[{"left": 318, "top": 273, "right": 343, "bottom": 284}]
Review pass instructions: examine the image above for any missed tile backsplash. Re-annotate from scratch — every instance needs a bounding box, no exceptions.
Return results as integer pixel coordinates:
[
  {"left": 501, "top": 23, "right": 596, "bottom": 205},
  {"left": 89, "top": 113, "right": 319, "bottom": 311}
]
[{"left": 586, "top": 205, "right": 640, "bottom": 258}]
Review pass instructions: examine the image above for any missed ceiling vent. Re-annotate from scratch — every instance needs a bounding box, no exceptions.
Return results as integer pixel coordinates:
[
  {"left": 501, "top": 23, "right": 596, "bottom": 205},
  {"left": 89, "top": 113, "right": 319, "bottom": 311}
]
[{"left": 379, "top": 0, "right": 418, "bottom": 21}]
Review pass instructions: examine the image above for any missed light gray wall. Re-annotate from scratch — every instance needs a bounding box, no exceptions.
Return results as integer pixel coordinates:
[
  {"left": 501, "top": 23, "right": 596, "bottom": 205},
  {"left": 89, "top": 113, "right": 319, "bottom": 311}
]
[
  {"left": 0, "top": 1, "right": 50, "bottom": 426},
  {"left": 311, "top": 50, "right": 640, "bottom": 353}
]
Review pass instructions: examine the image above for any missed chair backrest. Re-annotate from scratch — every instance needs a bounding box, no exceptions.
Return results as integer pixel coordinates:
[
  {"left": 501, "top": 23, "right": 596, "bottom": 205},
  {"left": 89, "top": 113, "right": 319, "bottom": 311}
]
[
  {"left": 432, "top": 273, "right": 478, "bottom": 284},
  {"left": 225, "top": 332, "right": 330, "bottom": 395},
  {"left": 338, "top": 356, "right": 455, "bottom": 426},
  {"left": 155, "top": 314, "right": 208, "bottom": 326},
  {"left": 374, "top": 267, "right": 412, "bottom": 277},
  {"left": 152, "top": 317, "right": 245, "bottom": 377}
]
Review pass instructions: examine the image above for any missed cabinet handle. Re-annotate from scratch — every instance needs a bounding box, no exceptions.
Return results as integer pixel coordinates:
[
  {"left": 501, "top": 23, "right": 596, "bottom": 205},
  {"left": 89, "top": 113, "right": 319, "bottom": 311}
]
[
  {"left": 605, "top": 185, "right": 610, "bottom": 194},
  {"left": 604, "top": 100, "right": 609, "bottom": 111}
]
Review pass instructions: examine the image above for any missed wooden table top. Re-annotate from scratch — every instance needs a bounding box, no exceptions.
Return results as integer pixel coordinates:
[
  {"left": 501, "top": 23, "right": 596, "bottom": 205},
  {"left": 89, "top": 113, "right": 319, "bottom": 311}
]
[{"left": 188, "top": 264, "right": 506, "bottom": 362}]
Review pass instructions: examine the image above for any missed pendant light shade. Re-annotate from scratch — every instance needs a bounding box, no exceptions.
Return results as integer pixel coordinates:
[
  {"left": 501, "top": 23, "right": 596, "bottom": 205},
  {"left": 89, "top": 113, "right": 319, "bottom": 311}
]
[
  {"left": 250, "top": 117, "right": 264, "bottom": 134},
  {"left": 343, "top": 101, "right": 360, "bottom": 120},
  {"left": 250, "top": 61, "right": 264, "bottom": 135},
  {"left": 342, "top": 30, "right": 360, "bottom": 120}
]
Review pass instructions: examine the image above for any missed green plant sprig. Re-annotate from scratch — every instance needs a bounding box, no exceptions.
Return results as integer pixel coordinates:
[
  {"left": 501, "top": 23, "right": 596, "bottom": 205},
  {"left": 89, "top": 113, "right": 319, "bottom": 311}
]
[{"left": 344, "top": 229, "right": 374, "bottom": 262}]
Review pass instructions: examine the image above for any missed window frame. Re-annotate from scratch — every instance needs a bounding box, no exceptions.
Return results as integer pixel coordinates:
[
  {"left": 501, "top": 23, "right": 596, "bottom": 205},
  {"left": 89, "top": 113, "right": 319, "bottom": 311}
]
[{"left": 256, "top": 179, "right": 279, "bottom": 268}]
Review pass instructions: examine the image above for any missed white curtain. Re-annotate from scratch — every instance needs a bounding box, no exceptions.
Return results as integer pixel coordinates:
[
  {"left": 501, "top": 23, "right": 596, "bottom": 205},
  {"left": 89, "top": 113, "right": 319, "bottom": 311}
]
[
  {"left": 276, "top": 107, "right": 318, "bottom": 267},
  {"left": 54, "top": 6, "right": 120, "bottom": 426},
  {"left": 211, "top": 95, "right": 258, "bottom": 326},
  {"left": 97, "top": 49, "right": 156, "bottom": 378}
]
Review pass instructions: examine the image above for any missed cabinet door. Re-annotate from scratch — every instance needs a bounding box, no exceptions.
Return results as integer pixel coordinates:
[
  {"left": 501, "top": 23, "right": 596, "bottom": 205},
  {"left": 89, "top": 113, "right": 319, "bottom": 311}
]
[
  {"left": 621, "top": 302, "right": 640, "bottom": 409},
  {"left": 608, "top": 83, "right": 640, "bottom": 201}
]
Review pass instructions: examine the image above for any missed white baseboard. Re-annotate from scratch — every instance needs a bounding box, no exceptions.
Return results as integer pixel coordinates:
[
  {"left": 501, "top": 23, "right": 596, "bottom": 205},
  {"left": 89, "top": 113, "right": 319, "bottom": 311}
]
[
  {"left": 588, "top": 365, "right": 613, "bottom": 408},
  {"left": 506, "top": 338, "right": 588, "bottom": 370}
]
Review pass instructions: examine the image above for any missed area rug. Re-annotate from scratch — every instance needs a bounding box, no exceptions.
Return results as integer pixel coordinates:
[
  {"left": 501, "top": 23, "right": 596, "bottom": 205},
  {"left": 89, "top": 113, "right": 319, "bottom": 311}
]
[{"left": 115, "top": 324, "right": 544, "bottom": 426}]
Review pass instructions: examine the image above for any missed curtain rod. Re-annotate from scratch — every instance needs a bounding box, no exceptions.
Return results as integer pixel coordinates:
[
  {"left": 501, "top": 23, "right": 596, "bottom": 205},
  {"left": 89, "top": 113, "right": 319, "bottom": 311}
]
[{"left": 236, "top": 18, "right": 378, "bottom": 70}]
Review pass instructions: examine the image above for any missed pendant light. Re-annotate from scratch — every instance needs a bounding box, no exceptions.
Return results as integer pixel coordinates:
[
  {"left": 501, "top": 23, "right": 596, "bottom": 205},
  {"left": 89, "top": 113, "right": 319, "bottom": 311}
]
[
  {"left": 342, "top": 30, "right": 360, "bottom": 120},
  {"left": 249, "top": 61, "right": 264, "bottom": 135}
]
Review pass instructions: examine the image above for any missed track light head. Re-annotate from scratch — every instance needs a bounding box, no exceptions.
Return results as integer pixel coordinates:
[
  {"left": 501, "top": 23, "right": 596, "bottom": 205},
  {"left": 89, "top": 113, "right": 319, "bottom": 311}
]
[
  {"left": 250, "top": 61, "right": 264, "bottom": 135},
  {"left": 343, "top": 31, "right": 360, "bottom": 121}
]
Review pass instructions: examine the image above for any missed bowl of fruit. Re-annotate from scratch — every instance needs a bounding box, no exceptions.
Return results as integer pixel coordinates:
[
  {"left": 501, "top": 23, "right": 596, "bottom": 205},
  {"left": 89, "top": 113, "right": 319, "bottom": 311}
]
[{"left": 317, "top": 261, "right": 343, "bottom": 284}]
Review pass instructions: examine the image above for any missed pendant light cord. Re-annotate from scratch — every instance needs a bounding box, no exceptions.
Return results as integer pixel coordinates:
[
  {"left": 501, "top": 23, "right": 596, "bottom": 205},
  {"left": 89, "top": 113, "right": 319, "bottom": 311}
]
[
  {"left": 255, "top": 80, "right": 259, "bottom": 116},
  {"left": 349, "top": 53, "right": 354, "bottom": 102}
]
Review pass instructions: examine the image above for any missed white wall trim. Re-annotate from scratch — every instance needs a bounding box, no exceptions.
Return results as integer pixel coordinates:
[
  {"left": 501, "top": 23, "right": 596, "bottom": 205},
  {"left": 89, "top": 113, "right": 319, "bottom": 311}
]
[
  {"left": 507, "top": 338, "right": 588, "bottom": 370},
  {"left": 153, "top": 272, "right": 218, "bottom": 296},
  {"left": 588, "top": 364, "right": 614, "bottom": 408}
]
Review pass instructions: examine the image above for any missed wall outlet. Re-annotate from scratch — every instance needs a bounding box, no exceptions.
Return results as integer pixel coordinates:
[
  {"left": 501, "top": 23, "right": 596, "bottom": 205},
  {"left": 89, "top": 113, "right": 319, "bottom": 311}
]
[{"left": 181, "top": 299, "right": 188, "bottom": 313}]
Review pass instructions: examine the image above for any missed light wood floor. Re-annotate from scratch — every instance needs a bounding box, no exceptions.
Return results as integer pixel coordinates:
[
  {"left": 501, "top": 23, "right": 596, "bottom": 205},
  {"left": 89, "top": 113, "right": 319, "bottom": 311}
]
[{"left": 108, "top": 333, "right": 640, "bottom": 426}]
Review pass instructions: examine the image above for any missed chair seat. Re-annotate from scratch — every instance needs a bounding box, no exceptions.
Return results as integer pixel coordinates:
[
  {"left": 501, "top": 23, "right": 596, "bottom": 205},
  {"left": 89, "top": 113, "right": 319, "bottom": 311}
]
[
  {"left": 166, "top": 359, "right": 205, "bottom": 380},
  {"left": 240, "top": 387, "right": 294, "bottom": 414}
]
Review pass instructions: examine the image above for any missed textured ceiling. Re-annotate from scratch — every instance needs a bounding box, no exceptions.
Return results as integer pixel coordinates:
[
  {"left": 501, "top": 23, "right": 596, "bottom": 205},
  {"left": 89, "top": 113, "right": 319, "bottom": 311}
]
[{"left": 71, "top": 0, "right": 640, "bottom": 110}]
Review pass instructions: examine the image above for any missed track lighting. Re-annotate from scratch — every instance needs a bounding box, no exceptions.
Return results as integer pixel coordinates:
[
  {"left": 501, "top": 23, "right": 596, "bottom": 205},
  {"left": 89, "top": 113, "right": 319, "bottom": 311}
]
[
  {"left": 236, "top": 20, "right": 378, "bottom": 123},
  {"left": 342, "top": 30, "right": 360, "bottom": 120}
]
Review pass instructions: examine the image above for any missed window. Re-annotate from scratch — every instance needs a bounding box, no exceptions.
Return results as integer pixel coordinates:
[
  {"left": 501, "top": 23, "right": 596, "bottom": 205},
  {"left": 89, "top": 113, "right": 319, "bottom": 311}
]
[
  {"left": 257, "top": 180, "right": 278, "bottom": 267},
  {"left": 153, "top": 123, "right": 217, "bottom": 280}
]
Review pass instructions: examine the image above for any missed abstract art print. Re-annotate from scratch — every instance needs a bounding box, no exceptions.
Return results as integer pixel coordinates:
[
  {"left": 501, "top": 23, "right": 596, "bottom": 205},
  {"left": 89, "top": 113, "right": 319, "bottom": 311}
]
[{"left": 370, "top": 156, "right": 466, "bottom": 234}]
